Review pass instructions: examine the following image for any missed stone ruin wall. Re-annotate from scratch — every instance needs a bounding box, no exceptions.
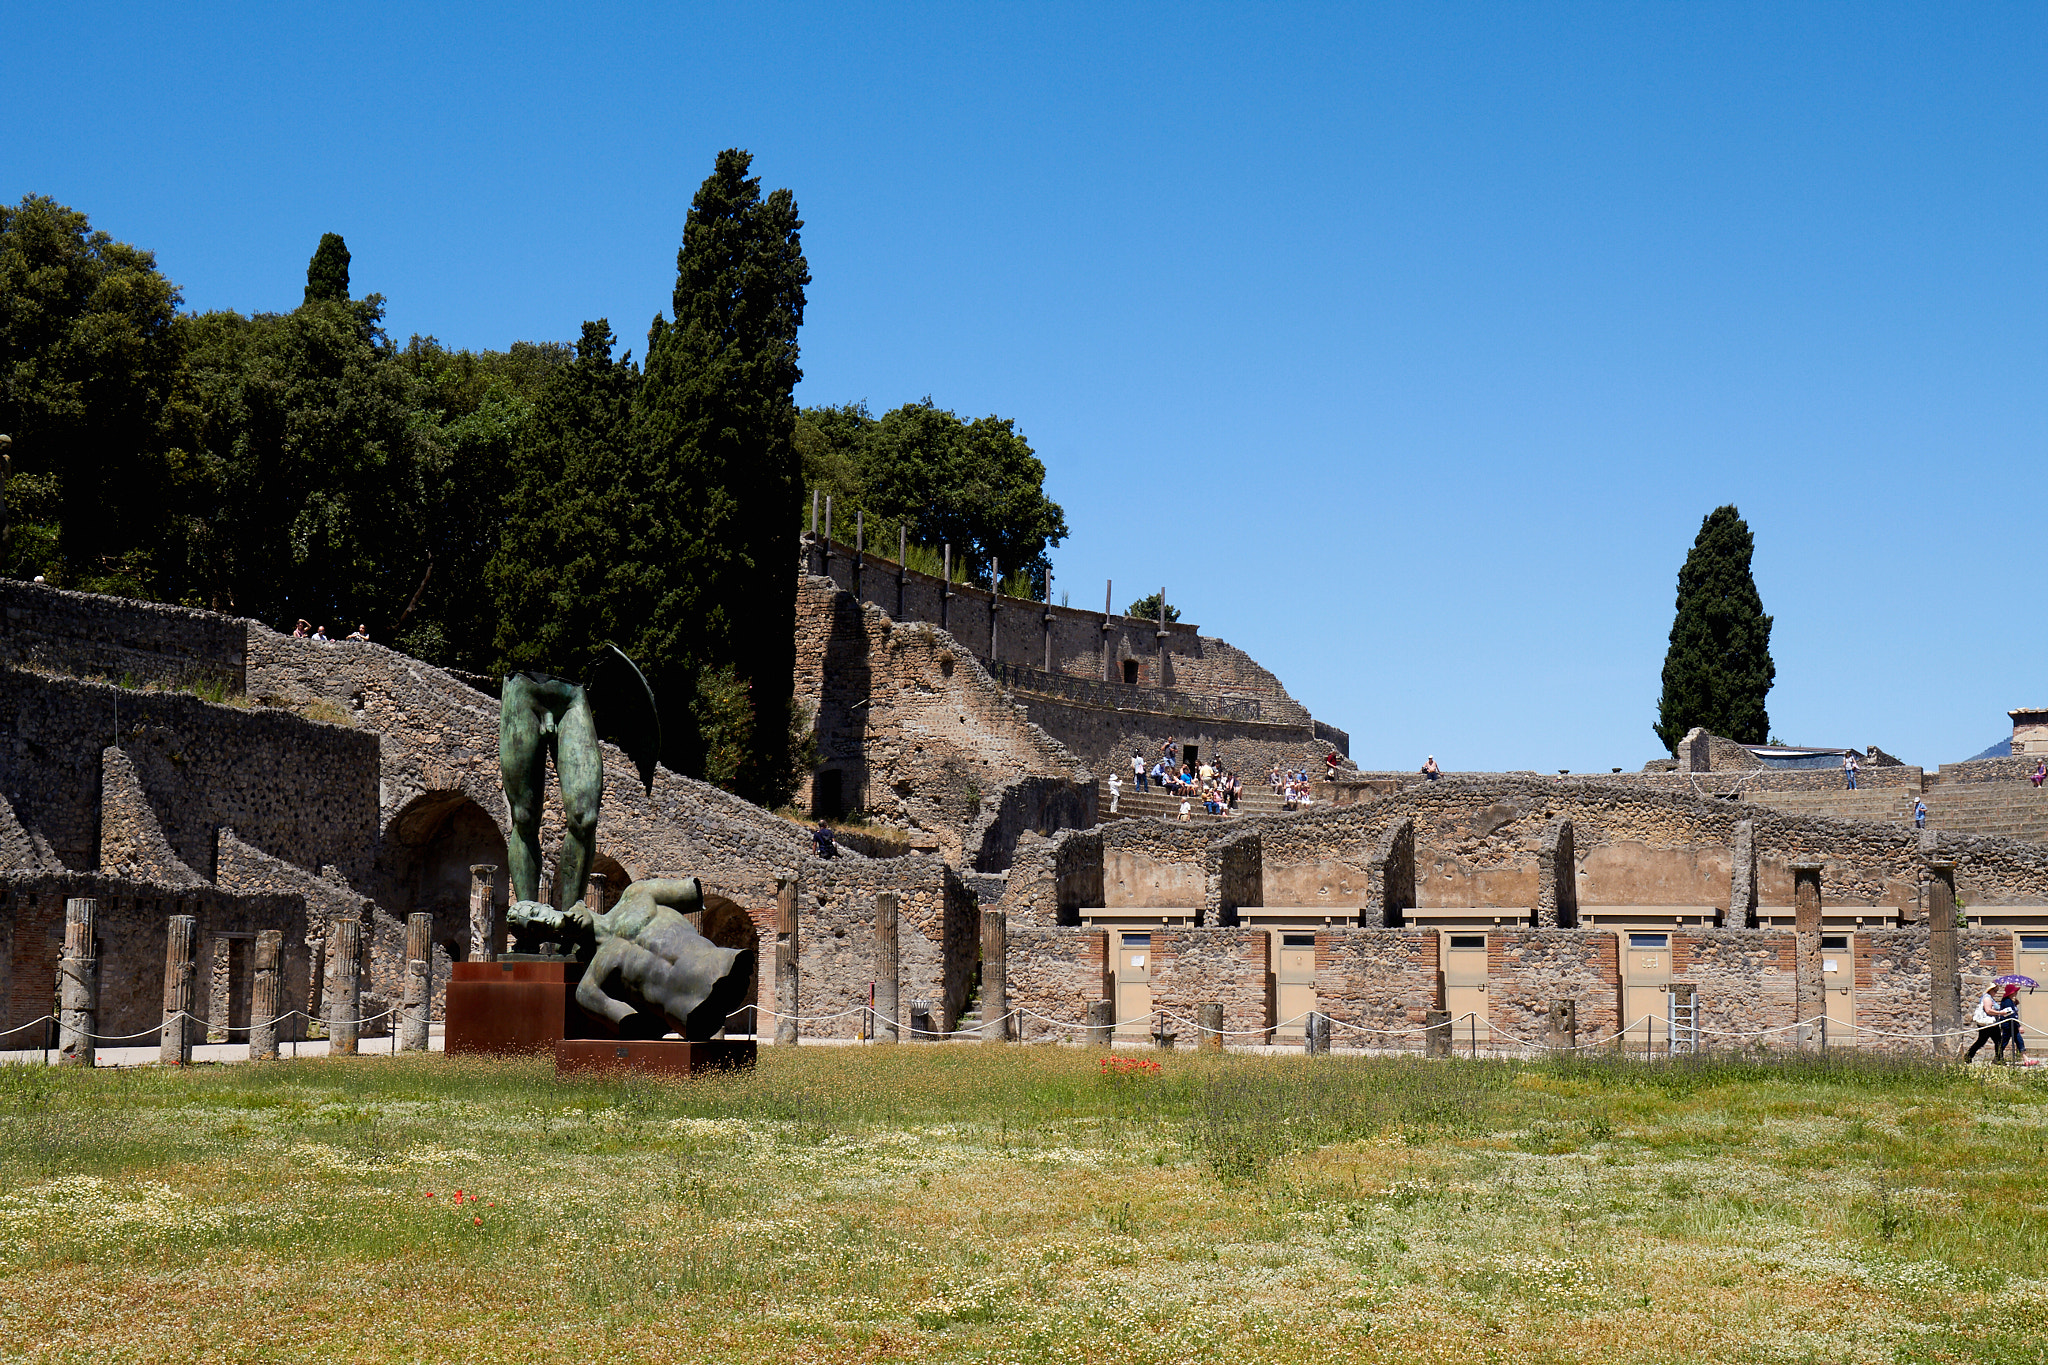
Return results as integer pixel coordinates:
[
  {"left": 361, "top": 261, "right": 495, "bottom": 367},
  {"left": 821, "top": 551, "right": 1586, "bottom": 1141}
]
[
  {"left": 791, "top": 572, "right": 1096, "bottom": 866},
  {"left": 803, "top": 537, "right": 1347, "bottom": 776}
]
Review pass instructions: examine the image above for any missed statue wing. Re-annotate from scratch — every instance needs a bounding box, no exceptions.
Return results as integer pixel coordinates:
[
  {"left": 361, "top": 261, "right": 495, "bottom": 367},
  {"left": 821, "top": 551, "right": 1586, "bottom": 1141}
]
[{"left": 586, "top": 643, "right": 663, "bottom": 795}]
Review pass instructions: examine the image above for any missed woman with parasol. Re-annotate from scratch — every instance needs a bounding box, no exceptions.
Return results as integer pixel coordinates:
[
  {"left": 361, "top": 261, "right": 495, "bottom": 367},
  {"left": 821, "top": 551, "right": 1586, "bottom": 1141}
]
[{"left": 1993, "top": 975, "right": 2036, "bottom": 1065}]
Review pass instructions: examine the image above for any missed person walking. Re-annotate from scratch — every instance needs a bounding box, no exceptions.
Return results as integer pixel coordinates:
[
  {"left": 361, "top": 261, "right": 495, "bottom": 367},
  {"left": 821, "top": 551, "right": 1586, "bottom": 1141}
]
[
  {"left": 1132, "top": 752, "right": 1146, "bottom": 793},
  {"left": 812, "top": 821, "right": 838, "bottom": 859},
  {"left": 1913, "top": 798, "right": 1927, "bottom": 829},
  {"left": 1843, "top": 751, "right": 1859, "bottom": 790},
  {"left": 1997, "top": 983, "right": 2027, "bottom": 1064},
  {"left": 1965, "top": 983, "right": 2018, "bottom": 1063}
]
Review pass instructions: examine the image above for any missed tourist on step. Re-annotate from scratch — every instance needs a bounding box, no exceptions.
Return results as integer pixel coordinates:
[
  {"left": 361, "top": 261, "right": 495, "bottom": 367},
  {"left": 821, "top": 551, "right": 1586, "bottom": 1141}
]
[
  {"left": 1422, "top": 755, "right": 1440, "bottom": 781},
  {"left": 1914, "top": 798, "right": 1927, "bottom": 829},
  {"left": 1843, "top": 751, "right": 1859, "bottom": 790},
  {"left": 1108, "top": 773, "right": 1121, "bottom": 814},
  {"left": 1132, "top": 752, "right": 1146, "bottom": 792},
  {"left": 2032, "top": 760, "right": 2046, "bottom": 788}
]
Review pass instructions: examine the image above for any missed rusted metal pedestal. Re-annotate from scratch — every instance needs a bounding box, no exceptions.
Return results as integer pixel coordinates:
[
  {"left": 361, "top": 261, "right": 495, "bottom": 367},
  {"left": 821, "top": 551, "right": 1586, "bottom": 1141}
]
[
  {"left": 554, "top": 1039, "right": 757, "bottom": 1079},
  {"left": 446, "top": 959, "right": 604, "bottom": 1055}
]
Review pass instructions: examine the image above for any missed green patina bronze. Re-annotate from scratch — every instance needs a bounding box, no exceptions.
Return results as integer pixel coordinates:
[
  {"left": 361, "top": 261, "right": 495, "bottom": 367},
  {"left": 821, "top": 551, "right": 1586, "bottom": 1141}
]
[{"left": 499, "top": 645, "right": 661, "bottom": 950}]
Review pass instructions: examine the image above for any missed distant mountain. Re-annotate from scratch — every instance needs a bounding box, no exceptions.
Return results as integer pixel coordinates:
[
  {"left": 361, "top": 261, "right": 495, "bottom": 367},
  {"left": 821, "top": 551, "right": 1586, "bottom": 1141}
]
[{"left": 1968, "top": 737, "right": 2011, "bottom": 761}]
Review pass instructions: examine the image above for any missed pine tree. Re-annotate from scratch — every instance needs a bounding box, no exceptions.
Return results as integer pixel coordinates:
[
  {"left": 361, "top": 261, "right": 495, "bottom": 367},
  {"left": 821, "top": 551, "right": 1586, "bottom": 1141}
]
[
  {"left": 631, "top": 149, "right": 809, "bottom": 802},
  {"left": 1654, "top": 505, "right": 1775, "bottom": 750},
  {"left": 304, "top": 233, "right": 350, "bottom": 303}
]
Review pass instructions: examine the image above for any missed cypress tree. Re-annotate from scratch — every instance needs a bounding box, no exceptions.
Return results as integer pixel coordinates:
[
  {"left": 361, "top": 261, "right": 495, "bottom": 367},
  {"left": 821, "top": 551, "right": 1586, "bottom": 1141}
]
[
  {"left": 304, "top": 233, "right": 350, "bottom": 303},
  {"left": 488, "top": 320, "right": 644, "bottom": 673},
  {"left": 1654, "top": 505, "right": 1775, "bottom": 750},
  {"left": 632, "top": 149, "right": 809, "bottom": 802}
]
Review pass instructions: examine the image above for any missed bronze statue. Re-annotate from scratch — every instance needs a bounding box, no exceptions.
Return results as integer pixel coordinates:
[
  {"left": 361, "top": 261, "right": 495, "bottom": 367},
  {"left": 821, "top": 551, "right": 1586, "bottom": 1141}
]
[
  {"left": 500, "top": 645, "right": 660, "bottom": 950},
  {"left": 571, "top": 877, "right": 755, "bottom": 1039}
]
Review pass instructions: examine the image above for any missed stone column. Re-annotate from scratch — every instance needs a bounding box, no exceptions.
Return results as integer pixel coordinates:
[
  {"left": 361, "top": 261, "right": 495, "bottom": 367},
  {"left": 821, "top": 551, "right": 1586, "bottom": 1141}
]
[
  {"left": 1308, "top": 1011, "right": 1331, "bottom": 1056},
  {"left": 1424, "top": 1008, "right": 1452, "bottom": 1059},
  {"left": 853, "top": 508, "right": 864, "bottom": 599},
  {"left": 1546, "top": 999, "right": 1578, "bottom": 1052},
  {"left": 327, "top": 917, "right": 362, "bottom": 1056},
  {"left": 56, "top": 898, "right": 98, "bottom": 1067},
  {"left": 468, "top": 865, "right": 497, "bottom": 962},
  {"left": 399, "top": 912, "right": 433, "bottom": 1053},
  {"left": 248, "top": 930, "right": 283, "bottom": 1060},
  {"left": 583, "top": 871, "right": 608, "bottom": 917},
  {"left": 1791, "top": 860, "right": 1824, "bottom": 1051},
  {"left": 160, "top": 914, "right": 197, "bottom": 1066},
  {"left": 1085, "top": 999, "right": 1113, "bottom": 1046},
  {"left": 1197, "top": 1001, "right": 1224, "bottom": 1052},
  {"left": 1926, "top": 860, "right": 1961, "bottom": 1057},
  {"left": 980, "top": 909, "right": 1009, "bottom": 1041},
  {"left": 1727, "top": 820, "right": 1757, "bottom": 929},
  {"left": 896, "top": 525, "right": 908, "bottom": 619},
  {"left": 774, "top": 876, "right": 800, "bottom": 1045},
  {"left": 873, "top": 893, "right": 900, "bottom": 1045},
  {"left": 206, "top": 935, "right": 233, "bottom": 1043}
]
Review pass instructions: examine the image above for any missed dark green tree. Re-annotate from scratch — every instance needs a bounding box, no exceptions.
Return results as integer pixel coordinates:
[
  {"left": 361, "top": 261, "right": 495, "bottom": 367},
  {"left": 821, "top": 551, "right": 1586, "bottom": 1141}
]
[
  {"left": 1654, "top": 505, "right": 1775, "bottom": 751},
  {"left": 631, "top": 149, "right": 809, "bottom": 802},
  {"left": 488, "top": 320, "right": 643, "bottom": 675},
  {"left": 1125, "top": 592, "right": 1179, "bottom": 623},
  {"left": 164, "top": 247, "right": 430, "bottom": 630},
  {"left": 303, "top": 233, "right": 350, "bottom": 304},
  {"left": 0, "top": 195, "right": 182, "bottom": 589},
  {"left": 798, "top": 398, "right": 1068, "bottom": 594}
]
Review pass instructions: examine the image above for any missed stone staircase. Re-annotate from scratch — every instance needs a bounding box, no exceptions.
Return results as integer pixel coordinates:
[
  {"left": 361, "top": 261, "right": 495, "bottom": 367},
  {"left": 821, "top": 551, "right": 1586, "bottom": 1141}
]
[
  {"left": 1747, "top": 782, "right": 2048, "bottom": 843},
  {"left": 1104, "top": 782, "right": 1317, "bottom": 823}
]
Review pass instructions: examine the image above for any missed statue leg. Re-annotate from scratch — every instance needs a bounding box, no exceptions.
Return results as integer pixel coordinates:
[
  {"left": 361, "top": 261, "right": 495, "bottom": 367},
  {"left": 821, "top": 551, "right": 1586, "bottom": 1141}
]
[
  {"left": 574, "top": 938, "right": 637, "bottom": 1025},
  {"left": 499, "top": 675, "right": 550, "bottom": 906},
  {"left": 554, "top": 686, "right": 603, "bottom": 912}
]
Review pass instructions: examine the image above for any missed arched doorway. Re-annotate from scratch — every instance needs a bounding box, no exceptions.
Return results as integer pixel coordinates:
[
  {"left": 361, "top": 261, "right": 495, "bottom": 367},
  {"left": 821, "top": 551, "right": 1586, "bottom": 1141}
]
[{"left": 384, "top": 792, "right": 509, "bottom": 962}]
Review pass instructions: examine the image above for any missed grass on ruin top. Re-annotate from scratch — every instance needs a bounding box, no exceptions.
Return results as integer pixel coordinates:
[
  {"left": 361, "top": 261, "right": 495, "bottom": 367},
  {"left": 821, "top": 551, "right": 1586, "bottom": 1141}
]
[{"left": 2, "top": 1047, "right": 2045, "bottom": 1365}]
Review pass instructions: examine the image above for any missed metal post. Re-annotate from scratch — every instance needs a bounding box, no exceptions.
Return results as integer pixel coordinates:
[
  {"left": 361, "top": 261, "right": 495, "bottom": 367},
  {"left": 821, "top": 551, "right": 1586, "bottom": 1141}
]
[
  {"left": 399, "top": 912, "right": 432, "bottom": 1053},
  {"left": 56, "top": 898, "right": 97, "bottom": 1067},
  {"left": 161, "top": 914, "right": 197, "bottom": 1066},
  {"left": 1102, "top": 578, "right": 1114, "bottom": 682},
  {"left": 989, "top": 557, "right": 1001, "bottom": 661},
  {"left": 941, "top": 544, "right": 952, "bottom": 631},
  {"left": 249, "top": 929, "right": 283, "bottom": 1060},
  {"left": 775, "top": 876, "right": 800, "bottom": 1045},
  {"left": 874, "top": 892, "right": 899, "bottom": 1045},
  {"left": 1042, "top": 568, "right": 1055, "bottom": 673}
]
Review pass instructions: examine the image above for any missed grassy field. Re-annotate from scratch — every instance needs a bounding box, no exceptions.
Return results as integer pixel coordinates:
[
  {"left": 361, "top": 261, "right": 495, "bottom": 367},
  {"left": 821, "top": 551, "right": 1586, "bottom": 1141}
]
[{"left": 1, "top": 1047, "right": 2045, "bottom": 1365}]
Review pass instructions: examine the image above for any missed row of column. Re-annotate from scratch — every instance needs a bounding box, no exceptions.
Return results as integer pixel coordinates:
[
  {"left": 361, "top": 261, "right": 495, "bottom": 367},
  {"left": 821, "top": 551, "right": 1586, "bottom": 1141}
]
[{"left": 49, "top": 899, "right": 440, "bottom": 1066}]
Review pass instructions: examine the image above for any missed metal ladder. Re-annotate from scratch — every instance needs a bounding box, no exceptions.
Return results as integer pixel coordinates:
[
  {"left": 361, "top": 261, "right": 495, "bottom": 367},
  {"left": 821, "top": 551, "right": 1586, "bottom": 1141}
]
[{"left": 1667, "top": 985, "right": 1700, "bottom": 1055}]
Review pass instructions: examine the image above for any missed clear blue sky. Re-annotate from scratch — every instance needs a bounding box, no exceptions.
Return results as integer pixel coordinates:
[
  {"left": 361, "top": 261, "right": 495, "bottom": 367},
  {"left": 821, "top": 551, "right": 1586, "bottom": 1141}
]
[{"left": 7, "top": 3, "right": 2044, "bottom": 773}]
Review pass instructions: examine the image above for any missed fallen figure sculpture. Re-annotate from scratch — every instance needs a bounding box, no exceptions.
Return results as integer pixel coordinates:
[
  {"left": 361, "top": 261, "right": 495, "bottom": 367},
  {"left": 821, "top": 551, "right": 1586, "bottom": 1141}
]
[{"left": 568, "top": 877, "right": 756, "bottom": 1040}]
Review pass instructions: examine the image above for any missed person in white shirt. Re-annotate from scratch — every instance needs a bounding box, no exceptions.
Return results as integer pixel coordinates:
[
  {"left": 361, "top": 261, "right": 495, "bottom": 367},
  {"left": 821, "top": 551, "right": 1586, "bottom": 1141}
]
[{"left": 1108, "top": 773, "right": 1122, "bottom": 813}]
